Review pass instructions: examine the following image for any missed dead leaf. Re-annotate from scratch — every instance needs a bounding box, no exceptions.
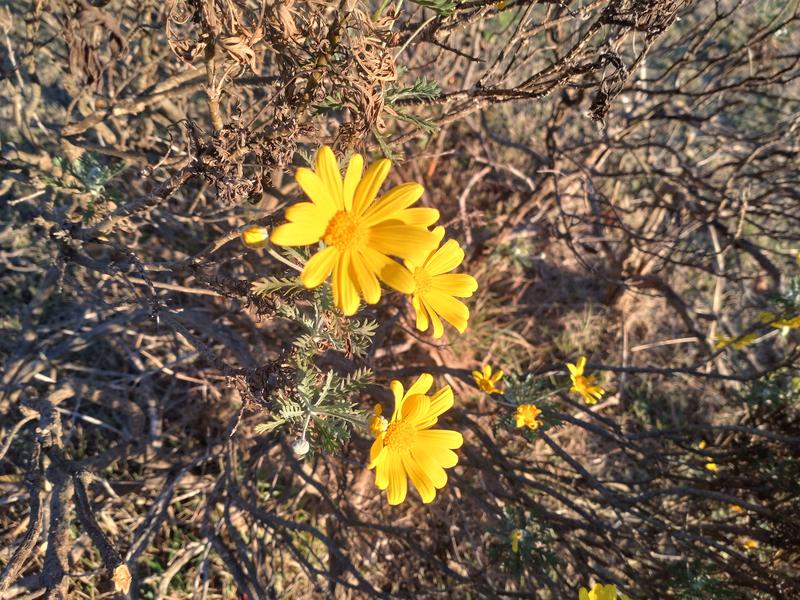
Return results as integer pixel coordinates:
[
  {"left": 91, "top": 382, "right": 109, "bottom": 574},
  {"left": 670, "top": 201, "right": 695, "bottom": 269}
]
[{"left": 112, "top": 563, "right": 131, "bottom": 595}]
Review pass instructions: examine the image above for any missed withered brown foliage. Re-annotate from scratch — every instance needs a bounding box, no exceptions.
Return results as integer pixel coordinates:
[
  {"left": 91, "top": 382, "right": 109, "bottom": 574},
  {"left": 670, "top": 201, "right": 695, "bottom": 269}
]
[{"left": 1, "top": 0, "right": 799, "bottom": 598}]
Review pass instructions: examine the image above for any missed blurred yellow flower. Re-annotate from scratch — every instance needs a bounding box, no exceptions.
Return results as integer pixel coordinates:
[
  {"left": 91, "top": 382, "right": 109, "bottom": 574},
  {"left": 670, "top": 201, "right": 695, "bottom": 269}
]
[
  {"left": 714, "top": 332, "right": 758, "bottom": 350},
  {"left": 368, "top": 374, "right": 463, "bottom": 505},
  {"left": 730, "top": 504, "right": 744, "bottom": 513},
  {"left": 759, "top": 310, "right": 800, "bottom": 329},
  {"left": 514, "top": 404, "right": 542, "bottom": 430},
  {"left": 270, "top": 146, "right": 440, "bottom": 315},
  {"left": 771, "top": 314, "right": 800, "bottom": 329},
  {"left": 510, "top": 529, "right": 523, "bottom": 553},
  {"left": 567, "top": 357, "right": 605, "bottom": 405},
  {"left": 473, "top": 364, "right": 504, "bottom": 394},
  {"left": 578, "top": 583, "right": 630, "bottom": 600},
  {"left": 241, "top": 224, "right": 270, "bottom": 249},
  {"left": 705, "top": 460, "right": 719, "bottom": 472},
  {"left": 405, "top": 227, "right": 478, "bottom": 339},
  {"left": 697, "top": 440, "right": 707, "bottom": 450},
  {"left": 741, "top": 537, "right": 760, "bottom": 550}
]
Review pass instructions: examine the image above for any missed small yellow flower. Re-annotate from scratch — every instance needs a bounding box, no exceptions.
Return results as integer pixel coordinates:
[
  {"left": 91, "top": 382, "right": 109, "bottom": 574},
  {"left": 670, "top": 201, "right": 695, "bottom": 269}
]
[
  {"left": 730, "top": 504, "right": 744, "bottom": 513},
  {"left": 405, "top": 227, "right": 478, "bottom": 339},
  {"left": 369, "top": 404, "right": 388, "bottom": 437},
  {"left": 741, "top": 537, "right": 760, "bottom": 550},
  {"left": 472, "top": 364, "right": 504, "bottom": 394},
  {"left": 714, "top": 332, "right": 758, "bottom": 350},
  {"left": 705, "top": 460, "right": 719, "bottom": 472},
  {"left": 697, "top": 440, "right": 707, "bottom": 450},
  {"left": 514, "top": 404, "right": 542, "bottom": 430},
  {"left": 578, "top": 583, "right": 630, "bottom": 600},
  {"left": 270, "top": 146, "right": 440, "bottom": 316},
  {"left": 241, "top": 224, "right": 270, "bottom": 249},
  {"left": 567, "top": 357, "right": 605, "bottom": 405},
  {"left": 368, "top": 374, "right": 463, "bottom": 505},
  {"left": 510, "top": 529, "right": 524, "bottom": 553}
]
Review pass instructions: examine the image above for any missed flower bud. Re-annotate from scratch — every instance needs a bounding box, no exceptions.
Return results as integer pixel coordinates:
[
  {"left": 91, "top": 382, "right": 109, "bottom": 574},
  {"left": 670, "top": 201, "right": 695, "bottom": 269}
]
[
  {"left": 241, "top": 225, "right": 270, "bottom": 249},
  {"left": 292, "top": 437, "right": 310, "bottom": 458}
]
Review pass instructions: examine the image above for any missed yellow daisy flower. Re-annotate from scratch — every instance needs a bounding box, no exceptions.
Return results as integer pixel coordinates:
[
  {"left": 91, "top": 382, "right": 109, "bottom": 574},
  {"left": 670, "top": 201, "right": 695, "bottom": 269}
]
[
  {"left": 473, "top": 364, "right": 503, "bottom": 394},
  {"left": 567, "top": 357, "right": 605, "bottom": 405},
  {"left": 741, "top": 537, "right": 760, "bottom": 550},
  {"left": 405, "top": 226, "right": 478, "bottom": 338},
  {"left": 510, "top": 529, "right": 524, "bottom": 553},
  {"left": 241, "top": 224, "right": 270, "bottom": 249},
  {"left": 368, "top": 374, "right": 463, "bottom": 505},
  {"left": 514, "top": 404, "right": 542, "bottom": 430},
  {"left": 578, "top": 583, "right": 630, "bottom": 600},
  {"left": 270, "top": 146, "right": 440, "bottom": 315}
]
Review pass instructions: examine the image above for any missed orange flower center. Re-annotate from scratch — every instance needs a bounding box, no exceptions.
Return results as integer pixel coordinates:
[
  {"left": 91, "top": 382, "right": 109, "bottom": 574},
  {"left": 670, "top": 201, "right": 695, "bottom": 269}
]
[
  {"left": 412, "top": 267, "right": 433, "bottom": 294},
  {"left": 323, "top": 211, "right": 366, "bottom": 251},
  {"left": 383, "top": 420, "right": 415, "bottom": 451},
  {"left": 573, "top": 375, "right": 591, "bottom": 391}
]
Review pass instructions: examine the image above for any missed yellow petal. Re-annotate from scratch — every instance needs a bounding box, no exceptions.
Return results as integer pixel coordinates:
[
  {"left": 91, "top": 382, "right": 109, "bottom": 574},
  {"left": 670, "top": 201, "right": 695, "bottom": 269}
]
[
  {"left": 332, "top": 253, "right": 360, "bottom": 316},
  {"left": 295, "top": 167, "right": 337, "bottom": 217},
  {"left": 342, "top": 153, "right": 363, "bottom": 211},
  {"left": 369, "top": 435, "right": 385, "bottom": 467},
  {"left": 424, "top": 239, "right": 465, "bottom": 275},
  {"left": 425, "top": 291, "right": 469, "bottom": 332},
  {"left": 350, "top": 250, "right": 381, "bottom": 305},
  {"left": 363, "top": 182, "right": 425, "bottom": 226},
  {"left": 414, "top": 439, "right": 459, "bottom": 468},
  {"left": 375, "top": 448, "right": 389, "bottom": 489},
  {"left": 284, "top": 201, "right": 327, "bottom": 226},
  {"left": 386, "top": 452, "right": 408, "bottom": 505},
  {"left": 395, "top": 207, "right": 440, "bottom": 227},
  {"left": 410, "top": 447, "right": 447, "bottom": 488},
  {"left": 401, "top": 393, "right": 431, "bottom": 423},
  {"left": 402, "top": 453, "right": 436, "bottom": 503},
  {"left": 577, "top": 356, "right": 587, "bottom": 372},
  {"left": 361, "top": 248, "right": 415, "bottom": 293},
  {"left": 483, "top": 364, "right": 491, "bottom": 377},
  {"left": 300, "top": 246, "right": 338, "bottom": 288},
  {"left": 390, "top": 380, "right": 405, "bottom": 417},
  {"left": 406, "top": 373, "right": 434, "bottom": 398},
  {"left": 315, "top": 146, "right": 343, "bottom": 209},
  {"left": 353, "top": 158, "right": 391, "bottom": 216},
  {"left": 412, "top": 294, "right": 430, "bottom": 332},
  {"left": 270, "top": 222, "right": 325, "bottom": 246},
  {"left": 431, "top": 273, "right": 478, "bottom": 297},
  {"left": 417, "top": 429, "right": 463, "bottom": 450},
  {"left": 367, "top": 224, "right": 438, "bottom": 263},
  {"left": 427, "top": 385, "right": 454, "bottom": 420},
  {"left": 421, "top": 296, "right": 444, "bottom": 339},
  {"left": 566, "top": 362, "right": 578, "bottom": 376}
]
